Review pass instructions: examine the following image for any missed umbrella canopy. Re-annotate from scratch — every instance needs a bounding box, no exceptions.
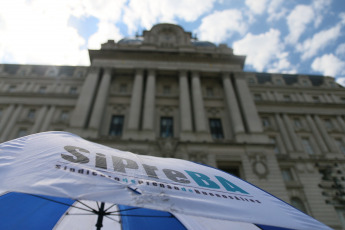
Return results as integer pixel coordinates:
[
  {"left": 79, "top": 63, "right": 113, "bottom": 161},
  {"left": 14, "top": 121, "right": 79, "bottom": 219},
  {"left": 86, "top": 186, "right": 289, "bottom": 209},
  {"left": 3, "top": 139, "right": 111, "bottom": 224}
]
[{"left": 0, "top": 132, "right": 332, "bottom": 230}]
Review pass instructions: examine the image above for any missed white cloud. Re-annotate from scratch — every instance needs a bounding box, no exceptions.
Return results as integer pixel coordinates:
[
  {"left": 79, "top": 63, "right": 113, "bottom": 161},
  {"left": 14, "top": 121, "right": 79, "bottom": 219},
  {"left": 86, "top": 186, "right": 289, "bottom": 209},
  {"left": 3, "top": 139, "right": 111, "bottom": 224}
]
[
  {"left": 336, "top": 77, "right": 345, "bottom": 87},
  {"left": 123, "top": 0, "right": 216, "bottom": 34},
  {"left": 75, "top": 0, "right": 126, "bottom": 22},
  {"left": 0, "top": 0, "right": 89, "bottom": 65},
  {"left": 233, "top": 29, "right": 292, "bottom": 72},
  {"left": 336, "top": 43, "right": 345, "bottom": 56},
  {"left": 311, "top": 0, "right": 332, "bottom": 27},
  {"left": 88, "top": 21, "right": 123, "bottom": 49},
  {"left": 297, "top": 24, "right": 342, "bottom": 60},
  {"left": 311, "top": 54, "right": 345, "bottom": 77},
  {"left": 285, "top": 5, "right": 314, "bottom": 44},
  {"left": 197, "top": 10, "right": 247, "bottom": 43},
  {"left": 267, "top": 0, "right": 286, "bottom": 22},
  {"left": 245, "top": 0, "right": 268, "bottom": 15}
]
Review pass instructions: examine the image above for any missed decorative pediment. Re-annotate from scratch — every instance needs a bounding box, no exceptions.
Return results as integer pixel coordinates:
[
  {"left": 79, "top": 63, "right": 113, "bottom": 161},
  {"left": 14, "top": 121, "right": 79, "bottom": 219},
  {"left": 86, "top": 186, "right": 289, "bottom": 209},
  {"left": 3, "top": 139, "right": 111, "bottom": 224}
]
[{"left": 143, "top": 23, "right": 192, "bottom": 47}]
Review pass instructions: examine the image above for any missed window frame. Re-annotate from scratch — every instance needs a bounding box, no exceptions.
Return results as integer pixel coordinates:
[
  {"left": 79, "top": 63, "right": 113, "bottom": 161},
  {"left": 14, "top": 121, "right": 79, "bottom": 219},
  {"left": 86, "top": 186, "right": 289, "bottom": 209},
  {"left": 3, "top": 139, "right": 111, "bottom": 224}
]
[
  {"left": 209, "top": 118, "right": 224, "bottom": 140},
  {"left": 109, "top": 115, "right": 124, "bottom": 137}
]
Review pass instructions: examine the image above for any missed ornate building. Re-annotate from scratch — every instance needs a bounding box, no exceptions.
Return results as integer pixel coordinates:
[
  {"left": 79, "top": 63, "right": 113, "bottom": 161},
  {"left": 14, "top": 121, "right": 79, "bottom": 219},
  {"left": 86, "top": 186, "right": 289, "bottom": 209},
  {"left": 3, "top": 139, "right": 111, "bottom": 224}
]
[{"left": 1, "top": 23, "right": 345, "bottom": 229}]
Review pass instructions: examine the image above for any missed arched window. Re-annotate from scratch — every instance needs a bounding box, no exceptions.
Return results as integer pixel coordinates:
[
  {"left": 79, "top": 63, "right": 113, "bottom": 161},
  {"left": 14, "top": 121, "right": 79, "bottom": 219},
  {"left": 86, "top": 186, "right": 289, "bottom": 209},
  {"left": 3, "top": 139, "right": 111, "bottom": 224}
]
[{"left": 291, "top": 197, "right": 308, "bottom": 214}]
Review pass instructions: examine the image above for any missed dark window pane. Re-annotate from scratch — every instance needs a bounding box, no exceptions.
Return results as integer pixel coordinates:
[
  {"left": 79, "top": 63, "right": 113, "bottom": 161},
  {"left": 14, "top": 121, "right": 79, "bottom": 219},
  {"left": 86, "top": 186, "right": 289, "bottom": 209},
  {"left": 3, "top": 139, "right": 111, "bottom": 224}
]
[
  {"left": 209, "top": 118, "right": 224, "bottom": 140},
  {"left": 160, "top": 117, "right": 173, "bottom": 138},
  {"left": 109, "top": 115, "right": 124, "bottom": 136}
]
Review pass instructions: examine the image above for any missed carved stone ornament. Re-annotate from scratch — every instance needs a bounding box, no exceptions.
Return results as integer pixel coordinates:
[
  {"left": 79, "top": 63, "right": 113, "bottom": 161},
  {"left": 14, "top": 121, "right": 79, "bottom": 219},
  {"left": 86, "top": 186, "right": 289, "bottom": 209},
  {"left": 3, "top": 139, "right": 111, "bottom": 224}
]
[
  {"left": 188, "top": 152, "right": 208, "bottom": 164},
  {"left": 249, "top": 153, "right": 269, "bottom": 179},
  {"left": 160, "top": 106, "right": 174, "bottom": 116},
  {"left": 113, "top": 104, "right": 126, "bottom": 114},
  {"left": 157, "top": 138, "right": 178, "bottom": 157}
]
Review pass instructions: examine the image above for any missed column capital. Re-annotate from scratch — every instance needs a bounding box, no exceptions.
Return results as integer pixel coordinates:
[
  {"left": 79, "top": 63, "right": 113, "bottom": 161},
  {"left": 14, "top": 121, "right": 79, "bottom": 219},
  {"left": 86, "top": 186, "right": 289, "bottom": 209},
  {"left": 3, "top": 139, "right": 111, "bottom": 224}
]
[
  {"left": 221, "top": 72, "right": 231, "bottom": 79},
  {"left": 191, "top": 71, "right": 199, "bottom": 78},
  {"left": 88, "top": 66, "right": 100, "bottom": 74},
  {"left": 103, "top": 67, "right": 112, "bottom": 75},
  {"left": 135, "top": 69, "right": 144, "bottom": 75},
  {"left": 147, "top": 69, "right": 156, "bottom": 76},
  {"left": 232, "top": 71, "right": 246, "bottom": 79},
  {"left": 179, "top": 70, "right": 188, "bottom": 76}
]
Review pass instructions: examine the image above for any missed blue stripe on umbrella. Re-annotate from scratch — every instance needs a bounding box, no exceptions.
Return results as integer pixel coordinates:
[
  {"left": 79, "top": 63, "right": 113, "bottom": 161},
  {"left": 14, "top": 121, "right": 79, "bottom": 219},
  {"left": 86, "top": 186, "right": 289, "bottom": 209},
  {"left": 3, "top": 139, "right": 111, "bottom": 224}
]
[
  {"left": 118, "top": 205, "right": 187, "bottom": 230},
  {"left": 0, "top": 192, "right": 74, "bottom": 230}
]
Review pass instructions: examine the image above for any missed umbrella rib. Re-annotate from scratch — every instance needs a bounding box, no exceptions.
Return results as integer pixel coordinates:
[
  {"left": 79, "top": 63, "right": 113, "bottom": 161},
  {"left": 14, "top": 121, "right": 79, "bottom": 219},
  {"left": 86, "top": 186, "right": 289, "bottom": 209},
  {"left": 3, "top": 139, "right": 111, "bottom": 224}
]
[
  {"left": 104, "top": 203, "right": 116, "bottom": 212},
  {"left": 28, "top": 194, "right": 93, "bottom": 213},
  {"left": 109, "top": 214, "right": 174, "bottom": 218},
  {"left": 76, "top": 200, "right": 98, "bottom": 212},
  {"left": 104, "top": 215, "right": 120, "bottom": 223},
  {"left": 66, "top": 213, "right": 98, "bottom": 215},
  {"left": 108, "top": 207, "right": 140, "bottom": 214}
]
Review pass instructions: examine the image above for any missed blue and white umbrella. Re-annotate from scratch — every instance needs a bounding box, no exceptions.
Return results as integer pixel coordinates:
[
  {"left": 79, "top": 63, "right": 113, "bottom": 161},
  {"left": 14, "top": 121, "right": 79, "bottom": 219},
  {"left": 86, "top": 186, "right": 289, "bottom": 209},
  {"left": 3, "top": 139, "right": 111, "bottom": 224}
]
[{"left": 0, "top": 132, "right": 332, "bottom": 230}]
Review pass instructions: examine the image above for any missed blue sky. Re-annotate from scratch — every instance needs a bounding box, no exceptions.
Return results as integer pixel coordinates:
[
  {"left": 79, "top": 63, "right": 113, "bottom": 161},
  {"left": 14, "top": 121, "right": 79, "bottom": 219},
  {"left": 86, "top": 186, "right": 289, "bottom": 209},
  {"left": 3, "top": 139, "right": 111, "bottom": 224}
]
[{"left": 0, "top": 0, "right": 344, "bottom": 85}]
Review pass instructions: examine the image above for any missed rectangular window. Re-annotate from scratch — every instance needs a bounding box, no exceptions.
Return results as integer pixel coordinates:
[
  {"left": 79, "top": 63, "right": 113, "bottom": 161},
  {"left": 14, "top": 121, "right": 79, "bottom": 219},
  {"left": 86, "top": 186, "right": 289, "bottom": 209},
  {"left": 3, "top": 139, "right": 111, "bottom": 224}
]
[
  {"left": 302, "top": 138, "right": 314, "bottom": 155},
  {"left": 209, "top": 118, "right": 224, "bottom": 140},
  {"left": 217, "top": 162, "right": 241, "bottom": 178},
  {"left": 269, "top": 137, "right": 280, "bottom": 154},
  {"left": 248, "top": 78, "right": 255, "bottom": 85},
  {"left": 312, "top": 96, "right": 320, "bottom": 103},
  {"left": 335, "top": 138, "right": 345, "bottom": 155},
  {"left": 27, "top": 109, "right": 35, "bottom": 120},
  {"left": 109, "top": 115, "right": 124, "bottom": 136},
  {"left": 162, "top": 85, "right": 171, "bottom": 95},
  {"left": 294, "top": 118, "right": 302, "bottom": 129},
  {"left": 276, "top": 79, "right": 283, "bottom": 85},
  {"left": 262, "top": 117, "right": 270, "bottom": 128},
  {"left": 302, "top": 80, "right": 309, "bottom": 86},
  {"left": 254, "top": 94, "right": 262, "bottom": 101},
  {"left": 39, "top": 86, "right": 47, "bottom": 94},
  {"left": 8, "top": 85, "right": 16, "bottom": 92},
  {"left": 17, "top": 128, "right": 27, "bottom": 138},
  {"left": 69, "top": 87, "right": 77, "bottom": 95},
  {"left": 60, "top": 111, "right": 69, "bottom": 121},
  {"left": 206, "top": 87, "right": 214, "bottom": 97},
  {"left": 281, "top": 169, "right": 294, "bottom": 182},
  {"left": 324, "top": 119, "right": 333, "bottom": 130},
  {"left": 283, "top": 95, "right": 291, "bottom": 102},
  {"left": 120, "top": 84, "right": 128, "bottom": 93},
  {"left": 160, "top": 117, "right": 173, "bottom": 138}
]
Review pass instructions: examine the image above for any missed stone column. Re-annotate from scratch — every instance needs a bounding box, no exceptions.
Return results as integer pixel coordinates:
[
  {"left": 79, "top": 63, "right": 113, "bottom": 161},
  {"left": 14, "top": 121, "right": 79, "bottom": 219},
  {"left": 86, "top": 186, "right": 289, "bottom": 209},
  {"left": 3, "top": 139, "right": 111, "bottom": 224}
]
[
  {"left": 0, "top": 105, "right": 15, "bottom": 133},
  {"left": 89, "top": 68, "right": 112, "bottom": 130},
  {"left": 70, "top": 67, "right": 100, "bottom": 128},
  {"left": 0, "top": 105, "right": 22, "bottom": 142},
  {"left": 128, "top": 69, "right": 144, "bottom": 130},
  {"left": 275, "top": 114, "right": 293, "bottom": 152},
  {"left": 142, "top": 70, "right": 156, "bottom": 130},
  {"left": 337, "top": 116, "right": 345, "bottom": 132},
  {"left": 31, "top": 106, "right": 48, "bottom": 133},
  {"left": 40, "top": 106, "right": 56, "bottom": 132},
  {"left": 191, "top": 72, "right": 207, "bottom": 132},
  {"left": 234, "top": 74, "right": 263, "bottom": 133},
  {"left": 314, "top": 115, "right": 337, "bottom": 152},
  {"left": 222, "top": 73, "right": 245, "bottom": 134},
  {"left": 179, "top": 71, "right": 192, "bottom": 132},
  {"left": 283, "top": 114, "right": 303, "bottom": 152},
  {"left": 306, "top": 115, "right": 328, "bottom": 153}
]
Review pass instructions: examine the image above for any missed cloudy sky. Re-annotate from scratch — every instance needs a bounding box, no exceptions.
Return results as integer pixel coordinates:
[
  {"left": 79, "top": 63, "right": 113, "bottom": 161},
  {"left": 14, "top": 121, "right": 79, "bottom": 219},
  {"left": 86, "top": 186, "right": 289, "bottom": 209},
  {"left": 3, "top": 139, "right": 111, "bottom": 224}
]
[{"left": 0, "top": 0, "right": 344, "bottom": 84}]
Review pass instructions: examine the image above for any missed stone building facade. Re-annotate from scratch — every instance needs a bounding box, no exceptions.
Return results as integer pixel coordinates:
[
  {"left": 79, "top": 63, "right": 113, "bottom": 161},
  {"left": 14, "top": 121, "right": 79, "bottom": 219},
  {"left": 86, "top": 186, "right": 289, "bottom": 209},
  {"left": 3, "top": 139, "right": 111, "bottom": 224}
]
[{"left": 0, "top": 23, "right": 345, "bottom": 229}]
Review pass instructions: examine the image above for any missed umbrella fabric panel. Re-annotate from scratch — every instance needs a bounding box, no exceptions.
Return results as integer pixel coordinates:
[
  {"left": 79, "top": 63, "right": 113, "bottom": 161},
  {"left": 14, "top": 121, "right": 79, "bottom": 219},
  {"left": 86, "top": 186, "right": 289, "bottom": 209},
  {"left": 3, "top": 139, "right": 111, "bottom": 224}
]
[
  {"left": 54, "top": 200, "right": 122, "bottom": 230},
  {"left": 119, "top": 205, "right": 187, "bottom": 230},
  {"left": 256, "top": 224, "right": 294, "bottom": 230},
  {"left": 0, "top": 192, "right": 74, "bottom": 230},
  {"left": 0, "top": 132, "right": 333, "bottom": 230},
  {"left": 175, "top": 213, "right": 262, "bottom": 230}
]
